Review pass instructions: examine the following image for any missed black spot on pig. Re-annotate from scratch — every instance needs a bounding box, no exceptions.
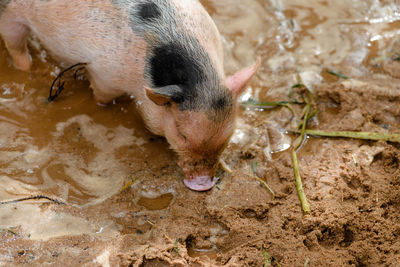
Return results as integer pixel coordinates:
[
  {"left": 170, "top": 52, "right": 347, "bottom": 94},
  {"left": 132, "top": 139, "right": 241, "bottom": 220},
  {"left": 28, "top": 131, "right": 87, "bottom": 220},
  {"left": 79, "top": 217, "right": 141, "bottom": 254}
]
[
  {"left": 146, "top": 33, "right": 233, "bottom": 122},
  {"left": 0, "top": 0, "right": 11, "bottom": 17},
  {"left": 211, "top": 95, "right": 229, "bottom": 111},
  {"left": 138, "top": 2, "right": 160, "bottom": 21},
  {"left": 149, "top": 41, "right": 204, "bottom": 104},
  {"left": 207, "top": 89, "right": 233, "bottom": 122},
  {"left": 123, "top": 0, "right": 175, "bottom": 35}
]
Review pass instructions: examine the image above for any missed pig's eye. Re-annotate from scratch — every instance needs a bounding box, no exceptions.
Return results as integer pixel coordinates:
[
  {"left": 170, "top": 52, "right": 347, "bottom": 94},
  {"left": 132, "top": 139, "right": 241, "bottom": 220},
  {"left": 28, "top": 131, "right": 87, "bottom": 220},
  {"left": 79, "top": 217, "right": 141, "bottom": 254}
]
[
  {"left": 177, "top": 129, "right": 187, "bottom": 142},
  {"left": 174, "top": 123, "right": 188, "bottom": 143}
]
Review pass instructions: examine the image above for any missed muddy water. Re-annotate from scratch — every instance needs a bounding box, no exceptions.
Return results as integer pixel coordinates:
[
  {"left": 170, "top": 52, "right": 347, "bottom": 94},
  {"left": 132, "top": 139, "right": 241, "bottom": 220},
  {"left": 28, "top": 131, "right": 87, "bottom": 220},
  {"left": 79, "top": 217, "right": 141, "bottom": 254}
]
[
  {"left": 204, "top": 0, "right": 400, "bottom": 166},
  {"left": 137, "top": 193, "right": 174, "bottom": 211},
  {"left": 0, "top": 0, "right": 400, "bottom": 265},
  {"left": 0, "top": 49, "right": 150, "bottom": 206},
  {"left": 0, "top": 38, "right": 167, "bottom": 240}
]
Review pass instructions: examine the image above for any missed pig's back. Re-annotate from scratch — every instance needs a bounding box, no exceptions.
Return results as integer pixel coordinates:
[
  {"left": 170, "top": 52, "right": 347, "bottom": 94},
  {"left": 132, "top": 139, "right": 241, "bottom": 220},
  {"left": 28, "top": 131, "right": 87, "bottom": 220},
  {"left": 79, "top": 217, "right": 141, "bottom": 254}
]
[
  {"left": 19, "top": 0, "right": 223, "bottom": 74},
  {"left": 6, "top": 0, "right": 148, "bottom": 93},
  {"left": 25, "top": 1, "right": 143, "bottom": 67},
  {"left": 5, "top": 0, "right": 227, "bottom": 106}
]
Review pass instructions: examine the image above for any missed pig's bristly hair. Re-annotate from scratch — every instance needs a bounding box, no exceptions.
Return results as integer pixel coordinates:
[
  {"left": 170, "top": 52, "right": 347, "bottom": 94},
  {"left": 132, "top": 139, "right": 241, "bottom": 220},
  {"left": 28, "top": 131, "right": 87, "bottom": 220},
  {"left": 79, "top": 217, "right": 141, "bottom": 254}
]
[
  {"left": 136, "top": 2, "right": 161, "bottom": 21},
  {"left": 112, "top": 0, "right": 233, "bottom": 122},
  {"left": 0, "top": 0, "right": 11, "bottom": 18}
]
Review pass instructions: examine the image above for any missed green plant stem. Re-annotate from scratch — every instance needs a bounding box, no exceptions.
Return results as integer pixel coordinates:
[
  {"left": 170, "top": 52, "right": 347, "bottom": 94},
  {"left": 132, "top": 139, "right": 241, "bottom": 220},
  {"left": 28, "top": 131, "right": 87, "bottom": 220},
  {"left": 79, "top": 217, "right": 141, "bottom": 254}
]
[
  {"left": 304, "top": 130, "right": 400, "bottom": 143},
  {"left": 7, "top": 229, "right": 17, "bottom": 235},
  {"left": 241, "top": 99, "right": 299, "bottom": 117},
  {"left": 291, "top": 88, "right": 314, "bottom": 214},
  {"left": 262, "top": 247, "right": 272, "bottom": 266},
  {"left": 251, "top": 161, "right": 275, "bottom": 199},
  {"left": 120, "top": 176, "right": 136, "bottom": 192},
  {"left": 253, "top": 175, "right": 275, "bottom": 199},
  {"left": 326, "top": 69, "right": 349, "bottom": 79},
  {"left": 295, "top": 105, "right": 310, "bottom": 148},
  {"left": 284, "top": 103, "right": 299, "bottom": 117},
  {"left": 241, "top": 99, "right": 295, "bottom": 108},
  {"left": 292, "top": 147, "right": 311, "bottom": 214}
]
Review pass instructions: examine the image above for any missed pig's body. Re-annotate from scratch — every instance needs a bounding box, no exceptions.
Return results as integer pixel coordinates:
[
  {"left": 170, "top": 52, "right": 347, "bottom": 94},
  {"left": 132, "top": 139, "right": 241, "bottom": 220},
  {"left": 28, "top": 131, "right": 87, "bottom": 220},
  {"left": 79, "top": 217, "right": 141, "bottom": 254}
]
[{"left": 0, "top": 0, "right": 258, "bottom": 191}]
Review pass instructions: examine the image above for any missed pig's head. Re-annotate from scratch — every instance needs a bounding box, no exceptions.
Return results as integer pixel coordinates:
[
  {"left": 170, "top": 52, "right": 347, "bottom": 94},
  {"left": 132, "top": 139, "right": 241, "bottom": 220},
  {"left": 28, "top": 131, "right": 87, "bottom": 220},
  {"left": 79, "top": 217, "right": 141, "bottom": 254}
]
[
  {"left": 124, "top": 0, "right": 260, "bottom": 190},
  {"left": 144, "top": 54, "right": 260, "bottom": 191}
]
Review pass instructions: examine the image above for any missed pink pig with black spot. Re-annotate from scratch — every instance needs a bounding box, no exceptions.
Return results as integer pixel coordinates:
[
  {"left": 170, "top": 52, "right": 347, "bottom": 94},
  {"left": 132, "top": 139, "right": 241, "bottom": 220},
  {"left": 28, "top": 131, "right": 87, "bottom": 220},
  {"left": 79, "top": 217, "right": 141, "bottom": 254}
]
[{"left": 0, "top": 0, "right": 259, "bottom": 191}]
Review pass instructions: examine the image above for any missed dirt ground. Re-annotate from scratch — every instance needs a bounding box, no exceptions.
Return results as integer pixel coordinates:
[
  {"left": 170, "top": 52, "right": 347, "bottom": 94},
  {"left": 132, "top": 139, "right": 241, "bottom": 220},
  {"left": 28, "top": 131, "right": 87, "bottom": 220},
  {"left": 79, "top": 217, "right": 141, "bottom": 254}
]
[{"left": 0, "top": 0, "right": 400, "bottom": 266}]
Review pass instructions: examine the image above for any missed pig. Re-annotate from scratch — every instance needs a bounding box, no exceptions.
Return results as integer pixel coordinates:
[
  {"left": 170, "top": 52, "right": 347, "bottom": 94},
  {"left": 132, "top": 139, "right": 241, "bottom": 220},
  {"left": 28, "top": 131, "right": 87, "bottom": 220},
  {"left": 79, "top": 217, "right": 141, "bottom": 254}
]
[{"left": 0, "top": 0, "right": 259, "bottom": 191}]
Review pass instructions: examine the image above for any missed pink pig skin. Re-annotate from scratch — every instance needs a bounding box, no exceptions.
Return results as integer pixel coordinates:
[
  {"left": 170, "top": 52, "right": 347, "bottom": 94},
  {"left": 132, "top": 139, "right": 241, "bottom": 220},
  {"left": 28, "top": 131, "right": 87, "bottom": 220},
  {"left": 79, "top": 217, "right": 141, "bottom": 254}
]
[{"left": 0, "top": 0, "right": 259, "bottom": 191}]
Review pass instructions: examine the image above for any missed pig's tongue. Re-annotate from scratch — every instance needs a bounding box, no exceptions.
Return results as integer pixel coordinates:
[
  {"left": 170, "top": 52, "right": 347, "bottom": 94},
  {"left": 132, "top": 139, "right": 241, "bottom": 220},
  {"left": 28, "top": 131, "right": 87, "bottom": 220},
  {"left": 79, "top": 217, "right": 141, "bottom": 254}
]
[{"left": 183, "top": 176, "right": 216, "bottom": 191}]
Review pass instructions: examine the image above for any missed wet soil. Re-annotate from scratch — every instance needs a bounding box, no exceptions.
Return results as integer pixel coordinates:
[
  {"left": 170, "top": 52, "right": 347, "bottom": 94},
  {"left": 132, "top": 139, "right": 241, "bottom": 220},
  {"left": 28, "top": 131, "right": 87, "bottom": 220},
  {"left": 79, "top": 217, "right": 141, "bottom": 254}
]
[{"left": 1, "top": 0, "right": 400, "bottom": 266}]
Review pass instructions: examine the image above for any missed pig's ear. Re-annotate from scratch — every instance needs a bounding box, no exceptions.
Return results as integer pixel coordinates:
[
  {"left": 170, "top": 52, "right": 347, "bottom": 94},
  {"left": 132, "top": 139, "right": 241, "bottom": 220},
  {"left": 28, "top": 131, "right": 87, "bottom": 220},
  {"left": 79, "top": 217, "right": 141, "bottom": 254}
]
[
  {"left": 226, "top": 57, "right": 261, "bottom": 97},
  {"left": 145, "top": 85, "right": 183, "bottom": 106}
]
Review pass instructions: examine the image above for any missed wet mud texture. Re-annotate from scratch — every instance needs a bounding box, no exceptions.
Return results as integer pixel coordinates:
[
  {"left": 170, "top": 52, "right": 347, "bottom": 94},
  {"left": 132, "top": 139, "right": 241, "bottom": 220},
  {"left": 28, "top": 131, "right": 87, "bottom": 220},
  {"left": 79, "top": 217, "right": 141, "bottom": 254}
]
[{"left": 1, "top": 0, "right": 400, "bottom": 266}]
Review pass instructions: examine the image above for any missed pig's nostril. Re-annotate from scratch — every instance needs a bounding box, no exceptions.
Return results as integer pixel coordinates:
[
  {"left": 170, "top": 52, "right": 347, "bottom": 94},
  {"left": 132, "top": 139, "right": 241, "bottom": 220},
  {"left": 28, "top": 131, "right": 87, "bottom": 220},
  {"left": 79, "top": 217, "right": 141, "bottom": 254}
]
[{"left": 183, "top": 176, "right": 216, "bottom": 191}]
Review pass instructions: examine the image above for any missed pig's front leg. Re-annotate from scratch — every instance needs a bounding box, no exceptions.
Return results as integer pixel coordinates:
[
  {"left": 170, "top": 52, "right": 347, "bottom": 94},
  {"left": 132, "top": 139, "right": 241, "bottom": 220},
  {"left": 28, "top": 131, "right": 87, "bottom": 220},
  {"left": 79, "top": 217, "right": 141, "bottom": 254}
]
[
  {"left": 87, "top": 70, "right": 126, "bottom": 104},
  {"left": 0, "top": 15, "right": 31, "bottom": 71}
]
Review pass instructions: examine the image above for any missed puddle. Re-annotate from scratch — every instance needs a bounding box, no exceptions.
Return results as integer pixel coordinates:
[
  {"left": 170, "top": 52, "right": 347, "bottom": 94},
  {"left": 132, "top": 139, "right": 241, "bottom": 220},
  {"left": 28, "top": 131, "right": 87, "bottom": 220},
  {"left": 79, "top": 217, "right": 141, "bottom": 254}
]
[
  {"left": 0, "top": 204, "right": 120, "bottom": 241},
  {"left": 137, "top": 193, "right": 174, "bottom": 211},
  {"left": 0, "top": 48, "right": 149, "bottom": 207},
  {"left": 187, "top": 246, "right": 219, "bottom": 261},
  {"left": 0, "top": 113, "right": 142, "bottom": 206},
  {"left": 186, "top": 223, "right": 228, "bottom": 261}
]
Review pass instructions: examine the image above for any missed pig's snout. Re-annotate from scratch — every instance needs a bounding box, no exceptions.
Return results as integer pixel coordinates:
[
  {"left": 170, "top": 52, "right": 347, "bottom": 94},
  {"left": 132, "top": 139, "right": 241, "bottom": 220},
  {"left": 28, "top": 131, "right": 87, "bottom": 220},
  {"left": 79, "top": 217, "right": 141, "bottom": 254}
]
[
  {"left": 183, "top": 175, "right": 217, "bottom": 191},
  {"left": 179, "top": 157, "right": 219, "bottom": 191}
]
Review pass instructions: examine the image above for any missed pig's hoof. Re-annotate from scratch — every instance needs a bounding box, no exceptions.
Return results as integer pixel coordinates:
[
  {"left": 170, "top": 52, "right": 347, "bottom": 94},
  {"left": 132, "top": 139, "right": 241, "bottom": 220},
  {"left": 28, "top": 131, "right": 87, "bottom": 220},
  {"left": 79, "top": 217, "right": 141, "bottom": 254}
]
[
  {"left": 183, "top": 176, "right": 217, "bottom": 191},
  {"left": 13, "top": 55, "right": 32, "bottom": 71}
]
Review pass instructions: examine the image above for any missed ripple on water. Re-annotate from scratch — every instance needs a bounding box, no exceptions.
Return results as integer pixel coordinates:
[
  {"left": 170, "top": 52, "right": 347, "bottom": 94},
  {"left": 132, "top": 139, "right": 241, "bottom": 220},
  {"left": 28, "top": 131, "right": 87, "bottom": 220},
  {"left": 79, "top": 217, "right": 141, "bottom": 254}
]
[
  {"left": 0, "top": 204, "right": 120, "bottom": 241},
  {"left": 0, "top": 113, "right": 146, "bottom": 206}
]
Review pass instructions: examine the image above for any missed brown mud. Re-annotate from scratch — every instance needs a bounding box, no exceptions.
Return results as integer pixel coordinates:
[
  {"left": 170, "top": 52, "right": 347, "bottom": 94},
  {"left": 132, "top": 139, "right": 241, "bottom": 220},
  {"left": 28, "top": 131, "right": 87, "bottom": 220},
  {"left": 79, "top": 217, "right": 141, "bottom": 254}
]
[{"left": 0, "top": 0, "right": 400, "bottom": 266}]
